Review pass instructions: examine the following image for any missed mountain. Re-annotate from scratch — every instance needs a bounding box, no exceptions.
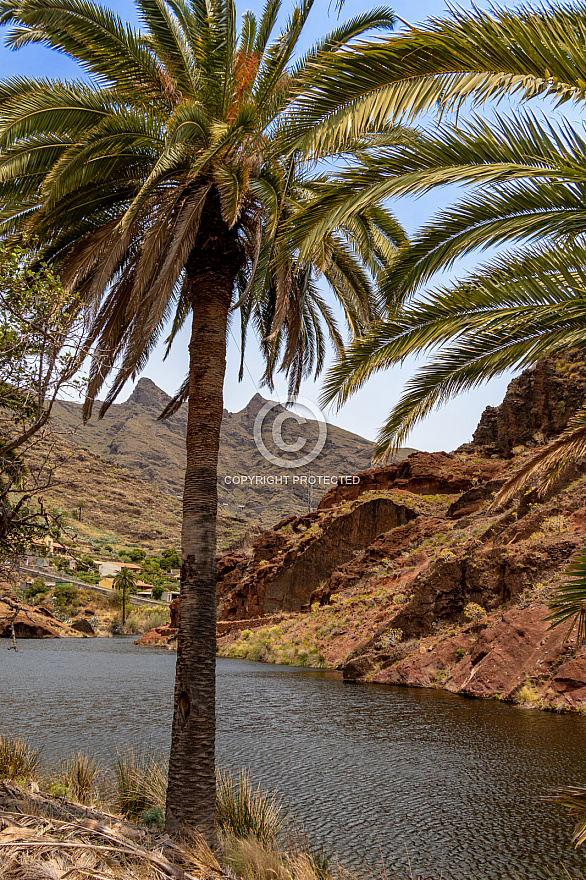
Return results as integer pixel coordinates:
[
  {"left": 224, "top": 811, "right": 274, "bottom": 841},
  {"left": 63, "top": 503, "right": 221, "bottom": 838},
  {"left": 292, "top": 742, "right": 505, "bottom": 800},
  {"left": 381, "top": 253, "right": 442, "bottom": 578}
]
[
  {"left": 28, "top": 437, "right": 249, "bottom": 552},
  {"left": 52, "top": 379, "right": 415, "bottom": 528}
]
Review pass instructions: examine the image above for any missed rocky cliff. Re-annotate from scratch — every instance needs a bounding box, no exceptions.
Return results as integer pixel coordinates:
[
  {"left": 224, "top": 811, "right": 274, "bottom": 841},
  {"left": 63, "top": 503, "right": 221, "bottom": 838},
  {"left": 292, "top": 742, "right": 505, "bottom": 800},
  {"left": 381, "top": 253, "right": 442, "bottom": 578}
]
[
  {"left": 463, "top": 349, "right": 586, "bottom": 455},
  {"left": 214, "top": 355, "right": 586, "bottom": 711}
]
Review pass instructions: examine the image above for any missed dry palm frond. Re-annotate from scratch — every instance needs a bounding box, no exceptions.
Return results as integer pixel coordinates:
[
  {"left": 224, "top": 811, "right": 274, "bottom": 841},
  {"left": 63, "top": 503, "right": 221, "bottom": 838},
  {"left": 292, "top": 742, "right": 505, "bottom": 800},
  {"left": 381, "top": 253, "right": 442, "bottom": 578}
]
[
  {"left": 546, "top": 787, "right": 586, "bottom": 848},
  {"left": 490, "top": 410, "right": 586, "bottom": 511},
  {"left": 0, "top": 780, "right": 222, "bottom": 880}
]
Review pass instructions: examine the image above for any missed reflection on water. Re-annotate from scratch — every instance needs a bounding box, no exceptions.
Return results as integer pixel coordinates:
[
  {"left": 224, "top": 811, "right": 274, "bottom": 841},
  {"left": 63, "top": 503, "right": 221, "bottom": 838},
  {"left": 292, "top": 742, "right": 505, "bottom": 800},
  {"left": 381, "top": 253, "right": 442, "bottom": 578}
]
[{"left": 2, "top": 637, "right": 586, "bottom": 878}]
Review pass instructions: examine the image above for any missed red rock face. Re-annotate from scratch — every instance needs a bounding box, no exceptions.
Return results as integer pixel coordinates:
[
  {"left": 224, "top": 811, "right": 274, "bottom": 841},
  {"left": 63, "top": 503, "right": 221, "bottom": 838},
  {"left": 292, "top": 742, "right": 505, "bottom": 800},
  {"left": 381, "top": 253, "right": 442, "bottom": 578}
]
[
  {"left": 169, "top": 597, "right": 180, "bottom": 629},
  {"left": 0, "top": 603, "right": 75, "bottom": 639},
  {"left": 318, "top": 452, "right": 503, "bottom": 510},
  {"left": 466, "top": 349, "right": 586, "bottom": 455},
  {"left": 365, "top": 604, "right": 586, "bottom": 711},
  {"left": 217, "top": 496, "right": 419, "bottom": 620}
]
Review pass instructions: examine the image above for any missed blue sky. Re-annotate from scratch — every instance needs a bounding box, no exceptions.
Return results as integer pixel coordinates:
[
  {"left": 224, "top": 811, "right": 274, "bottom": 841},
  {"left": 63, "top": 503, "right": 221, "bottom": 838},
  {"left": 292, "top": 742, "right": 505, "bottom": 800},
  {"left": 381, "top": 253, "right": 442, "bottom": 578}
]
[{"left": 0, "top": 0, "right": 534, "bottom": 451}]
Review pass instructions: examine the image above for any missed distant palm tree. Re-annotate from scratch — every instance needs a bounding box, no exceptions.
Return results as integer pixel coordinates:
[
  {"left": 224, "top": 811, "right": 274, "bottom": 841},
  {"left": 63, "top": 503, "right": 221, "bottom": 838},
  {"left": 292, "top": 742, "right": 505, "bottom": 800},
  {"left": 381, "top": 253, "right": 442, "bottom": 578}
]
[
  {"left": 0, "top": 0, "right": 406, "bottom": 842},
  {"left": 113, "top": 566, "right": 137, "bottom": 626}
]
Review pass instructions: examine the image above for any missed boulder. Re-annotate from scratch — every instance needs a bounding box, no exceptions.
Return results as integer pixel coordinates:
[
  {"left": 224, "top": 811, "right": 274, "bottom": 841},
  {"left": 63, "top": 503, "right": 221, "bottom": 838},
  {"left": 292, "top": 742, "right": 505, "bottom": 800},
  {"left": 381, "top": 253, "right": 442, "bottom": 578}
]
[{"left": 71, "top": 618, "right": 95, "bottom": 636}]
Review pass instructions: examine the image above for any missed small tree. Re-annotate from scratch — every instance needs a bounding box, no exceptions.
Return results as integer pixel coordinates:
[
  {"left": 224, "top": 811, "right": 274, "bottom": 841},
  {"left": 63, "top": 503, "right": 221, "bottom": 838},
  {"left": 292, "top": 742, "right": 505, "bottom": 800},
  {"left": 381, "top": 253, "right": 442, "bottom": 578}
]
[
  {"left": 26, "top": 577, "right": 49, "bottom": 604},
  {"left": 113, "top": 567, "right": 138, "bottom": 626},
  {"left": 160, "top": 549, "right": 180, "bottom": 572},
  {"left": 0, "top": 244, "right": 85, "bottom": 571}
]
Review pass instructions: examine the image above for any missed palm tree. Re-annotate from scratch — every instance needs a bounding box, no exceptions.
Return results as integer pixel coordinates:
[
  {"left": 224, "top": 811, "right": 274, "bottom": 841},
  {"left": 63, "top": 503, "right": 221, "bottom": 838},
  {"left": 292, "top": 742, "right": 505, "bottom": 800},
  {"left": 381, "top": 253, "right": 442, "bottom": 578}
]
[
  {"left": 286, "top": 1, "right": 586, "bottom": 650},
  {"left": 113, "top": 565, "right": 138, "bottom": 626},
  {"left": 0, "top": 0, "right": 406, "bottom": 842},
  {"left": 287, "top": 3, "right": 586, "bottom": 490}
]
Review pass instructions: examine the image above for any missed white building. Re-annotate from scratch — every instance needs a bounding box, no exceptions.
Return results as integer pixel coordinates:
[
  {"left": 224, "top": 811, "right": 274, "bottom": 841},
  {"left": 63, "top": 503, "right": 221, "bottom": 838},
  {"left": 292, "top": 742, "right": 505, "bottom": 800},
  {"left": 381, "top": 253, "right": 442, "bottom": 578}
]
[{"left": 96, "top": 561, "right": 141, "bottom": 578}]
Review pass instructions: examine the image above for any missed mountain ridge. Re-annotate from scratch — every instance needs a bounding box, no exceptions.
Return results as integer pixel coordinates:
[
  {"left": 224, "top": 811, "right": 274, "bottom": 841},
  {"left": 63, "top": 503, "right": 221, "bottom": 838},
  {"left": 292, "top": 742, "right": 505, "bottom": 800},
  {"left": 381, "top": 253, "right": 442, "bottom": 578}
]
[{"left": 53, "top": 379, "right": 415, "bottom": 527}]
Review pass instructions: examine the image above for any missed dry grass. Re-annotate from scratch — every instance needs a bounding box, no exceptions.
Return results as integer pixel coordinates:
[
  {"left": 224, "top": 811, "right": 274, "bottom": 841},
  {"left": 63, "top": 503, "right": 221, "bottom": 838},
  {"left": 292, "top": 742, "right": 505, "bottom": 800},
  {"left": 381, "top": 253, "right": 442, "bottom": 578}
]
[
  {"left": 0, "top": 780, "right": 221, "bottom": 880},
  {"left": 0, "top": 735, "right": 40, "bottom": 781},
  {"left": 221, "top": 833, "right": 327, "bottom": 880},
  {"left": 216, "top": 767, "right": 284, "bottom": 843}
]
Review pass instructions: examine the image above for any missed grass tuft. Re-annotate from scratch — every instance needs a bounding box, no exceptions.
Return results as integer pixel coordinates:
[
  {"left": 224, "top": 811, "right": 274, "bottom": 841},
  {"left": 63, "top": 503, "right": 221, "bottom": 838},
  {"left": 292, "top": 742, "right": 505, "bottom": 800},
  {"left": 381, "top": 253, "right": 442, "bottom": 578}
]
[
  {"left": 113, "top": 748, "right": 168, "bottom": 820},
  {"left": 216, "top": 767, "right": 285, "bottom": 843},
  {"left": 58, "top": 751, "right": 99, "bottom": 805},
  {"left": 0, "top": 734, "right": 40, "bottom": 781}
]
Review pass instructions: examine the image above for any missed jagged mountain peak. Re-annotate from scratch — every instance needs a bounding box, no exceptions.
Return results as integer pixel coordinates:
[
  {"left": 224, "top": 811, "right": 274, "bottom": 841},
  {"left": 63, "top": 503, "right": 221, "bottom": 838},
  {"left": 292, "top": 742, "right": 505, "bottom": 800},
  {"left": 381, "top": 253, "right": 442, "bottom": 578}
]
[{"left": 127, "top": 377, "right": 172, "bottom": 410}]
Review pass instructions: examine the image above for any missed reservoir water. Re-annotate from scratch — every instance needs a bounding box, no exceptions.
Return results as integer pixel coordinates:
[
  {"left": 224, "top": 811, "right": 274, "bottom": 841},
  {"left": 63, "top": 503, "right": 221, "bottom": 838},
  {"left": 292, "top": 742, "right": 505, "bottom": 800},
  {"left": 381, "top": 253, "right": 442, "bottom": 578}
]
[{"left": 2, "top": 636, "right": 586, "bottom": 879}]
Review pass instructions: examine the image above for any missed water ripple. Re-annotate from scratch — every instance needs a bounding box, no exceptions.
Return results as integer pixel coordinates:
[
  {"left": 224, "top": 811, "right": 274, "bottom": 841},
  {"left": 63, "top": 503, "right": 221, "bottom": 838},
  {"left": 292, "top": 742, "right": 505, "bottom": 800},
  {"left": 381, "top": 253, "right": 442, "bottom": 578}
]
[{"left": 2, "top": 639, "right": 585, "bottom": 878}]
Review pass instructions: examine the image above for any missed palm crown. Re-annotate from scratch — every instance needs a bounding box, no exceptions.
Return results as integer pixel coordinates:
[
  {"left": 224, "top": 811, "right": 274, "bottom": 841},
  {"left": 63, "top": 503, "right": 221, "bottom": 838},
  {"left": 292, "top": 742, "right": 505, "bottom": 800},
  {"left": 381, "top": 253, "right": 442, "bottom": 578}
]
[
  {"left": 0, "top": 0, "right": 406, "bottom": 842},
  {"left": 288, "top": 3, "right": 586, "bottom": 479},
  {"left": 0, "top": 0, "right": 403, "bottom": 410}
]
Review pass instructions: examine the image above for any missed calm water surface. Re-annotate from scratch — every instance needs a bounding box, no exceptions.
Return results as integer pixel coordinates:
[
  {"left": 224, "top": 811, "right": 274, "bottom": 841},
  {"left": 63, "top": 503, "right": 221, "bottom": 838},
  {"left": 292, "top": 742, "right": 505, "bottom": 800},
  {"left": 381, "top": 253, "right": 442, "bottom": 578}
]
[{"left": 2, "top": 637, "right": 586, "bottom": 879}]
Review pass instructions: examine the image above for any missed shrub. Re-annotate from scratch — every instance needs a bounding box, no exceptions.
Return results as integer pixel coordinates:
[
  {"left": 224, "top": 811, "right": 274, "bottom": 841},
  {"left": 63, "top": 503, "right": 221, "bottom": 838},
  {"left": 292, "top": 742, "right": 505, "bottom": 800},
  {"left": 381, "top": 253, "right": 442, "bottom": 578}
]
[
  {"left": 0, "top": 734, "right": 40, "bottom": 780},
  {"left": 216, "top": 767, "right": 285, "bottom": 843},
  {"left": 53, "top": 582, "right": 79, "bottom": 606},
  {"left": 151, "top": 585, "right": 164, "bottom": 600},
  {"left": 464, "top": 602, "right": 487, "bottom": 623},
  {"left": 124, "top": 608, "right": 170, "bottom": 634},
  {"left": 139, "top": 806, "right": 165, "bottom": 831},
  {"left": 456, "top": 648, "right": 466, "bottom": 661},
  {"left": 79, "top": 554, "right": 97, "bottom": 571},
  {"left": 160, "top": 548, "right": 180, "bottom": 570},
  {"left": 26, "top": 577, "right": 49, "bottom": 603},
  {"left": 75, "top": 571, "right": 100, "bottom": 584},
  {"left": 108, "top": 591, "right": 124, "bottom": 610}
]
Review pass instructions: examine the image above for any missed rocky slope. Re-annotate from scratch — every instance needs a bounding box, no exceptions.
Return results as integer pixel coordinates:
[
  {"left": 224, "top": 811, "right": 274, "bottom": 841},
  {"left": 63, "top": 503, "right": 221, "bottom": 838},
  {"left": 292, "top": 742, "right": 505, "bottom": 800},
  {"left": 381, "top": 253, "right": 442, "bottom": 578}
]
[
  {"left": 27, "top": 435, "right": 247, "bottom": 552},
  {"left": 213, "top": 355, "right": 586, "bottom": 711},
  {"left": 52, "top": 379, "right": 414, "bottom": 528}
]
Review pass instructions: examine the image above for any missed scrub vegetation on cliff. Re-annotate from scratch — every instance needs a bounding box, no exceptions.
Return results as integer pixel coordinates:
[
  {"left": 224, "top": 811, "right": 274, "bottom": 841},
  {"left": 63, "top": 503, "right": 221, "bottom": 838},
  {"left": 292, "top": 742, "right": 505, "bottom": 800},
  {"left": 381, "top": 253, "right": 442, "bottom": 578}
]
[{"left": 210, "top": 355, "right": 586, "bottom": 713}]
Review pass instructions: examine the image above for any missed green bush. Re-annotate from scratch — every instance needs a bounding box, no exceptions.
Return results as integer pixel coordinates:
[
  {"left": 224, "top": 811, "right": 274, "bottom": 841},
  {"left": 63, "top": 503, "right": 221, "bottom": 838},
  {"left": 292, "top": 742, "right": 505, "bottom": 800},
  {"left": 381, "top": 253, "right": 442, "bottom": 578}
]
[
  {"left": 151, "top": 585, "right": 164, "bottom": 601},
  {"left": 139, "top": 806, "right": 165, "bottom": 831},
  {"left": 75, "top": 571, "right": 100, "bottom": 584},
  {"left": 79, "top": 553, "right": 97, "bottom": 571},
  {"left": 26, "top": 577, "right": 48, "bottom": 602},
  {"left": 160, "top": 548, "right": 180, "bottom": 570},
  {"left": 53, "top": 582, "right": 79, "bottom": 607}
]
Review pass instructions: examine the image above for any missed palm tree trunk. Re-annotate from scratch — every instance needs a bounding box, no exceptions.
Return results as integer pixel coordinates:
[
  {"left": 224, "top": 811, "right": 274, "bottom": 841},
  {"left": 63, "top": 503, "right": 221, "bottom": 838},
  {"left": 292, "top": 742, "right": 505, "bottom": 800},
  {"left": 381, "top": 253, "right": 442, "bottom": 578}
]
[{"left": 165, "top": 196, "right": 243, "bottom": 845}]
